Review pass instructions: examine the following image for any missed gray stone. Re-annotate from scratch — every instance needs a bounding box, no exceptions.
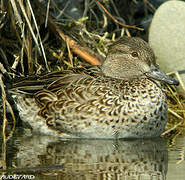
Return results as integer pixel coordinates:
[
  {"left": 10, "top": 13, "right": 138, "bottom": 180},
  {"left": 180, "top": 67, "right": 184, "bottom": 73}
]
[{"left": 149, "top": 0, "right": 185, "bottom": 94}]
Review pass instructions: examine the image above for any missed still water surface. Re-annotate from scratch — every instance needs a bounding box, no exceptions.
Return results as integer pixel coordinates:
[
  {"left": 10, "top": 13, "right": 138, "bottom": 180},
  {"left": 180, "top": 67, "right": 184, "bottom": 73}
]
[{"left": 0, "top": 129, "right": 185, "bottom": 180}]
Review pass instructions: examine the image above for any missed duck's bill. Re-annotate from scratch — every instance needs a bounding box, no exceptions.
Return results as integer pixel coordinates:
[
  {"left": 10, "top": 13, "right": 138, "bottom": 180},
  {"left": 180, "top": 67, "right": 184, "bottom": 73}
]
[{"left": 145, "top": 64, "right": 179, "bottom": 85}]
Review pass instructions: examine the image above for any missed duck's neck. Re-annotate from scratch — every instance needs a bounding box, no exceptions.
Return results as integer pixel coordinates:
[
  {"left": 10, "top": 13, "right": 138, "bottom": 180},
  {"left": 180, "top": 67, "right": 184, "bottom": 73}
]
[{"left": 101, "top": 65, "right": 144, "bottom": 81}]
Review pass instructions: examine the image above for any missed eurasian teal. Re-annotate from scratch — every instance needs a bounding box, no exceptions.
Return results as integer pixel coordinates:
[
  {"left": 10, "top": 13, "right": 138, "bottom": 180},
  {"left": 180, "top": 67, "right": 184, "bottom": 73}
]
[{"left": 10, "top": 36, "right": 179, "bottom": 138}]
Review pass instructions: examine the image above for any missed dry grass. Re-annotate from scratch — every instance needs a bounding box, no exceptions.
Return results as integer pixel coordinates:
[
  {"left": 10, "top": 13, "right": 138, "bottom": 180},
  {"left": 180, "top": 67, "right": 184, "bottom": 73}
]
[{"left": 162, "top": 83, "right": 185, "bottom": 138}]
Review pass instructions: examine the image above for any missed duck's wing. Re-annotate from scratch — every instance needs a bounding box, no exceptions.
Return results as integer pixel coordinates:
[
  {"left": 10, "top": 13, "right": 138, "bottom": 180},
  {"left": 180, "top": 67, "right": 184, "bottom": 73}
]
[
  {"left": 10, "top": 65, "right": 122, "bottom": 136},
  {"left": 9, "top": 66, "right": 102, "bottom": 95}
]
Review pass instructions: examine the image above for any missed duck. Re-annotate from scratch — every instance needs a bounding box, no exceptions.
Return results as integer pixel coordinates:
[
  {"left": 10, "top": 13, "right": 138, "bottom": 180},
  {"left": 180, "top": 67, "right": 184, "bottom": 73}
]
[{"left": 9, "top": 36, "right": 179, "bottom": 139}]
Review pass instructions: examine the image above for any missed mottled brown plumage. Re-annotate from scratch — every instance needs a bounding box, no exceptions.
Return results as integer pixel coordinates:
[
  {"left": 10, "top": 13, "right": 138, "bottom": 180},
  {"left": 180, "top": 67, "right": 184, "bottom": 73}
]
[{"left": 10, "top": 36, "right": 178, "bottom": 138}]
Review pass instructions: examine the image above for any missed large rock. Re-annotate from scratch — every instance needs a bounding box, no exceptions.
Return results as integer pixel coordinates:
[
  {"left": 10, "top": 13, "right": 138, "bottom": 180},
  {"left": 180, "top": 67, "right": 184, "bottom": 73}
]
[{"left": 149, "top": 0, "right": 185, "bottom": 94}]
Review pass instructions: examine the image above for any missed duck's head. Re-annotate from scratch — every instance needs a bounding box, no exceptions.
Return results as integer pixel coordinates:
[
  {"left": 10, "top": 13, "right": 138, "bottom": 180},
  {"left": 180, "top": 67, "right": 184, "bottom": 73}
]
[{"left": 102, "top": 36, "right": 178, "bottom": 85}]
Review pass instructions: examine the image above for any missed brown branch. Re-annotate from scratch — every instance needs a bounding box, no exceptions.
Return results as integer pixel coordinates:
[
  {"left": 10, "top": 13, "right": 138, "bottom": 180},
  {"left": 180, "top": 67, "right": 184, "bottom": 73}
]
[
  {"left": 55, "top": 29, "right": 103, "bottom": 65},
  {"left": 96, "top": 0, "right": 144, "bottom": 31}
]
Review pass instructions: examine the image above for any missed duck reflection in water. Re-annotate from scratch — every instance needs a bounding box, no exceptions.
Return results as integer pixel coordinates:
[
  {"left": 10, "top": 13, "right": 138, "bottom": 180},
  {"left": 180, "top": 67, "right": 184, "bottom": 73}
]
[{"left": 10, "top": 136, "right": 168, "bottom": 180}]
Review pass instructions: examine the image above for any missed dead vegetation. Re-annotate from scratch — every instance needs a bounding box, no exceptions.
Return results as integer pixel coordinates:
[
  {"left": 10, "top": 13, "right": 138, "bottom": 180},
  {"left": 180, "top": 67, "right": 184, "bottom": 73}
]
[{"left": 0, "top": 0, "right": 184, "bottom": 141}]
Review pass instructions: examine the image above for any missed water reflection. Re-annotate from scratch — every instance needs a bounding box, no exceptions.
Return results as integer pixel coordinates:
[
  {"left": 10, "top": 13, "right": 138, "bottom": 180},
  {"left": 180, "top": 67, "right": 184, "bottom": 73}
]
[{"left": 1, "top": 135, "right": 168, "bottom": 180}]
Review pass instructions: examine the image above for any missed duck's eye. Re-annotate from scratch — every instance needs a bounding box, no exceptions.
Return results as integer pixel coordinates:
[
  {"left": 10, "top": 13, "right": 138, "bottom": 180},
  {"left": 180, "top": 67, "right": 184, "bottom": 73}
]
[{"left": 131, "top": 52, "right": 138, "bottom": 57}]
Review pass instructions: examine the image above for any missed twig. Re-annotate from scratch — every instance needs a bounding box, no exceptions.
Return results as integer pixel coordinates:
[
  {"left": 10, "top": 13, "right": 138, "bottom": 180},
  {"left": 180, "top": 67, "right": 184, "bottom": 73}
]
[
  {"left": 45, "top": 0, "right": 51, "bottom": 27},
  {"left": 0, "top": 74, "right": 16, "bottom": 141},
  {"left": 0, "top": 73, "right": 15, "bottom": 170},
  {"left": 168, "top": 108, "right": 184, "bottom": 120},
  {"left": 161, "top": 121, "right": 183, "bottom": 136},
  {"left": 17, "top": 0, "right": 41, "bottom": 53},
  {"left": 167, "top": 71, "right": 185, "bottom": 95},
  {"left": 96, "top": 0, "right": 144, "bottom": 31},
  {"left": 83, "top": 0, "right": 90, "bottom": 17},
  {"left": 27, "top": 0, "right": 50, "bottom": 72},
  {"left": 144, "top": 0, "right": 156, "bottom": 12}
]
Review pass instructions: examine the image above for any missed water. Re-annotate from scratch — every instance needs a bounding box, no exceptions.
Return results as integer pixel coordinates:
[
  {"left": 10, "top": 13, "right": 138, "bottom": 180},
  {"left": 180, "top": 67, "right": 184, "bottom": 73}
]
[{"left": 0, "top": 129, "right": 185, "bottom": 180}]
